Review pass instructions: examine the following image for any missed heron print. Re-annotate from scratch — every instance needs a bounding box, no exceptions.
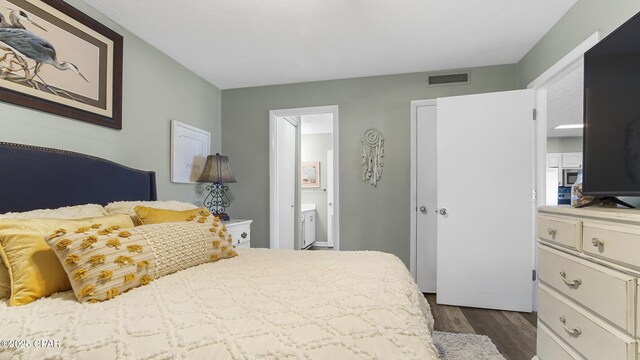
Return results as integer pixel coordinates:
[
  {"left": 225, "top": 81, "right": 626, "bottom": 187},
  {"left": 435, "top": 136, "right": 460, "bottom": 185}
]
[{"left": 0, "top": 5, "right": 89, "bottom": 102}]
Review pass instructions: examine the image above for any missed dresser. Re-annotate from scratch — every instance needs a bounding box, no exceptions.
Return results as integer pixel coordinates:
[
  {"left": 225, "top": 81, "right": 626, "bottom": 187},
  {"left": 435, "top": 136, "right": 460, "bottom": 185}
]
[
  {"left": 222, "top": 219, "right": 252, "bottom": 249},
  {"left": 535, "top": 206, "right": 640, "bottom": 360}
]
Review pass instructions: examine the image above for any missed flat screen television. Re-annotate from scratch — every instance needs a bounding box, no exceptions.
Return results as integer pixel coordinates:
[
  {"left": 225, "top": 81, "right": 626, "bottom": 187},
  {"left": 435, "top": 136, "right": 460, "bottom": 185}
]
[{"left": 583, "top": 11, "right": 640, "bottom": 197}]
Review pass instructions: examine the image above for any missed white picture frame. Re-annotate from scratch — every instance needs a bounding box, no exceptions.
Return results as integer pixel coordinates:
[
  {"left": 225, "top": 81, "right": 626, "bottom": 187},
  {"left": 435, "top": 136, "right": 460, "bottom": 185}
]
[{"left": 170, "top": 120, "right": 211, "bottom": 184}]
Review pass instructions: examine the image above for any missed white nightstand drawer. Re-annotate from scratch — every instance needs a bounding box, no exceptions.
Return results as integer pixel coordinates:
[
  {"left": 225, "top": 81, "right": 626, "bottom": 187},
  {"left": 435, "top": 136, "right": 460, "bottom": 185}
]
[
  {"left": 538, "top": 216, "right": 582, "bottom": 250},
  {"left": 228, "top": 227, "right": 250, "bottom": 246},
  {"left": 223, "top": 219, "right": 252, "bottom": 248},
  {"left": 538, "top": 245, "right": 635, "bottom": 334},
  {"left": 538, "top": 284, "right": 637, "bottom": 360}
]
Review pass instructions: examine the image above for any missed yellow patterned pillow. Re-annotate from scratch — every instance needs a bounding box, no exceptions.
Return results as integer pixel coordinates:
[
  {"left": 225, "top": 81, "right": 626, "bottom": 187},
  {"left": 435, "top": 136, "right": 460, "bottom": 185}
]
[
  {"left": 45, "top": 214, "right": 237, "bottom": 303},
  {"left": 133, "top": 206, "right": 210, "bottom": 225},
  {"left": 0, "top": 215, "right": 135, "bottom": 306}
]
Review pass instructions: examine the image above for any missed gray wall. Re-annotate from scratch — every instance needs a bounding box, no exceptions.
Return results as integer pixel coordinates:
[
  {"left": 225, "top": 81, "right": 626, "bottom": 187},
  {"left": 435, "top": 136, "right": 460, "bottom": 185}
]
[
  {"left": 301, "top": 133, "right": 333, "bottom": 244},
  {"left": 222, "top": 65, "right": 519, "bottom": 266},
  {"left": 0, "top": 0, "right": 221, "bottom": 203},
  {"left": 518, "top": 0, "right": 640, "bottom": 86},
  {"left": 547, "top": 137, "right": 583, "bottom": 153}
]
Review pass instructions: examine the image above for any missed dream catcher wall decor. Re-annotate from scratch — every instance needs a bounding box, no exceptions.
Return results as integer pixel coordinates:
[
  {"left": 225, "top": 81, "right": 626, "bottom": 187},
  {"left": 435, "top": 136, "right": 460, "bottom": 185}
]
[{"left": 361, "top": 128, "right": 384, "bottom": 187}]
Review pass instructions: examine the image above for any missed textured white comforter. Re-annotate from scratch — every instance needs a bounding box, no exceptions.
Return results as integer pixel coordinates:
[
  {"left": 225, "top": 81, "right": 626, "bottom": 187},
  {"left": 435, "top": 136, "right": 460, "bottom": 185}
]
[{"left": 0, "top": 249, "right": 439, "bottom": 359}]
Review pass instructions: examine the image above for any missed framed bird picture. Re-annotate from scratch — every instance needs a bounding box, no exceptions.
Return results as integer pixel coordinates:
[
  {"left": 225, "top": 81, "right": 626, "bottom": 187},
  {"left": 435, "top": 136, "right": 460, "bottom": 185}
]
[{"left": 0, "top": 0, "right": 123, "bottom": 129}]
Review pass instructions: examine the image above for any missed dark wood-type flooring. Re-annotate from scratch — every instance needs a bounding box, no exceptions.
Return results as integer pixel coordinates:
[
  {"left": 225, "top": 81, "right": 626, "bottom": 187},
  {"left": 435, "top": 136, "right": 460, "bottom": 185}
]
[{"left": 425, "top": 294, "right": 537, "bottom": 360}]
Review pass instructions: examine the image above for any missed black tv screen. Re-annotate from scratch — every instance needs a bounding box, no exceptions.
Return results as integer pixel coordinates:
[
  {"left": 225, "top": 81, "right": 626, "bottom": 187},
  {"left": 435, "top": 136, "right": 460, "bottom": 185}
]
[{"left": 584, "top": 11, "right": 640, "bottom": 196}]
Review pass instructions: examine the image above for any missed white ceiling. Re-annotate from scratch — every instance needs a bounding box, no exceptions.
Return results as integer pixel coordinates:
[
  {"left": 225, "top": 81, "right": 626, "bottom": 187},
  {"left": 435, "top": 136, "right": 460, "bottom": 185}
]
[
  {"left": 301, "top": 113, "right": 333, "bottom": 135},
  {"left": 547, "top": 65, "right": 583, "bottom": 138},
  {"left": 82, "top": 0, "right": 576, "bottom": 89}
]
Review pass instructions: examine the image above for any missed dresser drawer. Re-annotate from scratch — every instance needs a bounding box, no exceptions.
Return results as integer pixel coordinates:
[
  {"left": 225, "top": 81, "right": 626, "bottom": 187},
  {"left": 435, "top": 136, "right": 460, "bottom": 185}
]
[
  {"left": 538, "top": 245, "right": 635, "bottom": 334},
  {"left": 538, "top": 216, "right": 581, "bottom": 250},
  {"left": 537, "top": 322, "right": 585, "bottom": 360},
  {"left": 583, "top": 223, "right": 640, "bottom": 270},
  {"left": 538, "top": 284, "right": 637, "bottom": 360}
]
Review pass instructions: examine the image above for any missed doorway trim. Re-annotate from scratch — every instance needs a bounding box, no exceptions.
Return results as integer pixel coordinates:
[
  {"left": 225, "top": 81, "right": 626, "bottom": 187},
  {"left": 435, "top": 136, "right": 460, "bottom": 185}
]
[
  {"left": 409, "top": 99, "right": 436, "bottom": 280},
  {"left": 526, "top": 31, "right": 600, "bottom": 310},
  {"left": 269, "top": 105, "right": 340, "bottom": 251}
]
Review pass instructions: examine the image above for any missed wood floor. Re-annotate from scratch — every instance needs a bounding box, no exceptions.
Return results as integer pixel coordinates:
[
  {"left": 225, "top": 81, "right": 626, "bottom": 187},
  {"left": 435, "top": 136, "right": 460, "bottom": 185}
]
[{"left": 425, "top": 294, "right": 537, "bottom": 360}]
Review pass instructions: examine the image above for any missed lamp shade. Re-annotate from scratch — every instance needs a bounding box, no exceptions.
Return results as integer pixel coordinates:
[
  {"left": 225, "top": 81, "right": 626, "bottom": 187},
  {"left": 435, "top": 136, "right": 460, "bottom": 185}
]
[{"left": 197, "top": 153, "right": 237, "bottom": 183}]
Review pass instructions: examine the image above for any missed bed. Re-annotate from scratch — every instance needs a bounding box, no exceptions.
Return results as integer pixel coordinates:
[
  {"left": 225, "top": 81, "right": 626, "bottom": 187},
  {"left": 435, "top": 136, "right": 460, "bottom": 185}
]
[{"left": 0, "top": 142, "right": 438, "bottom": 359}]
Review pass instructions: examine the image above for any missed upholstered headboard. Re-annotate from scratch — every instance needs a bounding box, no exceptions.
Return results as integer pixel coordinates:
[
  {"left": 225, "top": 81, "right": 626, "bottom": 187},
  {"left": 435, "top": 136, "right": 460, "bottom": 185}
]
[{"left": 0, "top": 142, "right": 157, "bottom": 213}]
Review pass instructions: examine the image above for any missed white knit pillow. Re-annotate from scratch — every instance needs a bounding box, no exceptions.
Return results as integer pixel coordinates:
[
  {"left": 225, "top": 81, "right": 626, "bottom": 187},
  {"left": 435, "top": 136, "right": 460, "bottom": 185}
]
[
  {"left": 45, "top": 214, "right": 236, "bottom": 303},
  {"left": 105, "top": 201, "right": 198, "bottom": 225}
]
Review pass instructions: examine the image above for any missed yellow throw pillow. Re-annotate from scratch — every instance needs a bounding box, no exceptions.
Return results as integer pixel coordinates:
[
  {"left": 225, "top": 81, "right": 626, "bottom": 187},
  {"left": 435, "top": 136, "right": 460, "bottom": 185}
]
[
  {"left": 0, "top": 261, "right": 9, "bottom": 299},
  {"left": 0, "top": 214, "right": 134, "bottom": 306},
  {"left": 45, "top": 214, "right": 237, "bottom": 303},
  {"left": 133, "top": 206, "right": 210, "bottom": 225}
]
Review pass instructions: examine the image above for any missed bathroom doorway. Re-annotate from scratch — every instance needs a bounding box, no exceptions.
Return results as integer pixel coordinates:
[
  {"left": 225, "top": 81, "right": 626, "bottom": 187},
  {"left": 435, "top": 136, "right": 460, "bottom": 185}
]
[
  {"left": 301, "top": 114, "right": 334, "bottom": 249},
  {"left": 269, "top": 105, "right": 339, "bottom": 251}
]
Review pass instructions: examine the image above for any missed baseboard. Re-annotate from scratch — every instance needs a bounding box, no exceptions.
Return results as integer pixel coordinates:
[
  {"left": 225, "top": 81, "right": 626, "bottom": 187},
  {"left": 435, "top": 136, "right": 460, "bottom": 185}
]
[{"left": 313, "top": 242, "right": 333, "bottom": 247}]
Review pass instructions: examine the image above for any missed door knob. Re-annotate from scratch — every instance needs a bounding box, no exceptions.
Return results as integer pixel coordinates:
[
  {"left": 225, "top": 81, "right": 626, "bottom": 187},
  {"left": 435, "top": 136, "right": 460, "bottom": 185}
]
[
  {"left": 419, "top": 206, "right": 427, "bottom": 214},
  {"left": 439, "top": 208, "right": 448, "bottom": 216}
]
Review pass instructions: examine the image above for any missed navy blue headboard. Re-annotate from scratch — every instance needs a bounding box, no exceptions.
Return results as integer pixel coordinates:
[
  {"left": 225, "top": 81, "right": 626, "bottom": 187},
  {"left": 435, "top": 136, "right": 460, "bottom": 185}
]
[{"left": 0, "top": 142, "right": 157, "bottom": 213}]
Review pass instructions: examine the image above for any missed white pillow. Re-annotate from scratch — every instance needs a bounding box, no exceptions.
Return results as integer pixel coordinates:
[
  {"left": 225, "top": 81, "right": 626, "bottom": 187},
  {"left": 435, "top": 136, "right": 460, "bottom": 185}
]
[
  {"left": 105, "top": 201, "right": 198, "bottom": 225},
  {"left": 0, "top": 204, "right": 108, "bottom": 219}
]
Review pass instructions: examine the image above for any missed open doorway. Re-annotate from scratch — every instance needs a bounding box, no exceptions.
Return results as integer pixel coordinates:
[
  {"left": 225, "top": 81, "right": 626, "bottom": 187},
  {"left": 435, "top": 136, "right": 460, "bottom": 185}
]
[
  {"left": 301, "top": 114, "right": 334, "bottom": 250},
  {"left": 529, "top": 32, "right": 600, "bottom": 208},
  {"left": 269, "top": 105, "right": 339, "bottom": 251}
]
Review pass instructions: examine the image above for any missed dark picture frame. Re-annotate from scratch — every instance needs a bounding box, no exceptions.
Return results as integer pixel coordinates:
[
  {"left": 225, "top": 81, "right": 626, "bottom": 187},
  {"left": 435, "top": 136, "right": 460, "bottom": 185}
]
[{"left": 0, "top": 0, "right": 123, "bottom": 129}]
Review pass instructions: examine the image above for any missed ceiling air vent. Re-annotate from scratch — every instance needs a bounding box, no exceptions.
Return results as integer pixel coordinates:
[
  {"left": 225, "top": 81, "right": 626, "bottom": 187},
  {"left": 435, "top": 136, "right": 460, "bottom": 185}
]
[{"left": 427, "top": 73, "right": 470, "bottom": 86}]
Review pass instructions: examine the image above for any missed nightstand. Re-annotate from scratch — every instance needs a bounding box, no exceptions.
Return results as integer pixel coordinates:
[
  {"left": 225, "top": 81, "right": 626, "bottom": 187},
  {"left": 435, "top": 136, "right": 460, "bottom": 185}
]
[{"left": 223, "top": 219, "right": 252, "bottom": 248}]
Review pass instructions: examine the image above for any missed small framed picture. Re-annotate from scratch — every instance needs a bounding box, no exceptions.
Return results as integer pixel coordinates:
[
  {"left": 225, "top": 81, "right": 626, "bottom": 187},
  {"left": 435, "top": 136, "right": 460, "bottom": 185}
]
[
  {"left": 170, "top": 120, "right": 210, "bottom": 184},
  {"left": 301, "top": 161, "right": 320, "bottom": 188}
]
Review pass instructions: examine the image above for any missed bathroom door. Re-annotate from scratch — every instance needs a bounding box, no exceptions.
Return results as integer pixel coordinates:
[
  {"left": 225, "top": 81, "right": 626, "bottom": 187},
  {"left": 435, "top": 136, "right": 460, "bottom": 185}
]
[{"left": 276, "top": 117, "right": 297, "bottom": 249}]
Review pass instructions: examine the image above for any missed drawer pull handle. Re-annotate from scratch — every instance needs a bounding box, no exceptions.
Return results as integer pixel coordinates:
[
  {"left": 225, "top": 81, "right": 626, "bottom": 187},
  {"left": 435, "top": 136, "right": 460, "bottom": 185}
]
[
  {"left": 559, "top": 271, "right": 582, "bottom": 288},
  {"left": 591, "top": 237, "right": 605, "bottom": 247},
  {"left": 241, "top": 232, "right": 247, "bottom": 239},
  {"left": 547, "top": 228, "right": 557, "bottom": 237},
  {"left": 559, "top": 316, "right": 582, "bottom": 337}
]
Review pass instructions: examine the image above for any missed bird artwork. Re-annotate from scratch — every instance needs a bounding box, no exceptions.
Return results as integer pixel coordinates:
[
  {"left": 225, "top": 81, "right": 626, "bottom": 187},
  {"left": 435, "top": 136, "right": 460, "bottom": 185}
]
[{"left": 0, "top": 7, "right": 88, "bottom": 101}]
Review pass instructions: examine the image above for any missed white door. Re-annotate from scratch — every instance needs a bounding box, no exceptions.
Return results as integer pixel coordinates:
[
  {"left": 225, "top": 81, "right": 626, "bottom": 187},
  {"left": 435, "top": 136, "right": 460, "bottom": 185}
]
[
  {"left": 436, "top": 90, "right": 535, "bottom": 312},
  {"left": 327, "top": 150, "right": 334, "bottom": 246},
  {"left": 276, "top": 117, "right": 296, "bottom": 249},
  {"left": 416, "top": 103, "right": 438, "bottom": 293}
]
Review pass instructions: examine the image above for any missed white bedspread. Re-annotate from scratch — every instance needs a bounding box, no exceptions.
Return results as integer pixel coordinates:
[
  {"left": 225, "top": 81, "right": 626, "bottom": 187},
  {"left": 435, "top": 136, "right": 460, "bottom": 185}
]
[{"left": 0, "top": 249, "right": 438, "bottom": 359}]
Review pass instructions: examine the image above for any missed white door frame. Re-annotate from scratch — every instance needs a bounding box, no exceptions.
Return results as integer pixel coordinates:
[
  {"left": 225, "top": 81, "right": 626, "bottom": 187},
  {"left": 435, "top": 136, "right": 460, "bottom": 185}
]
[
  {"left": 269, "top": 105, "right": 340, "bottom": 251},
  {"left": 409, "top": 99, "right": 437, "bottom": 280},
  {"left": 527, "top": 31, "right": 600, "bottom": 310}
]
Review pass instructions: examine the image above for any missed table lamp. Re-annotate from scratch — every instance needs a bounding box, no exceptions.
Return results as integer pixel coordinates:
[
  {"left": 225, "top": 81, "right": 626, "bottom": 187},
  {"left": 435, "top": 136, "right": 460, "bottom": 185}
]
[{"left": 197, "top": 153, "right": 236, "bottom": 220}]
